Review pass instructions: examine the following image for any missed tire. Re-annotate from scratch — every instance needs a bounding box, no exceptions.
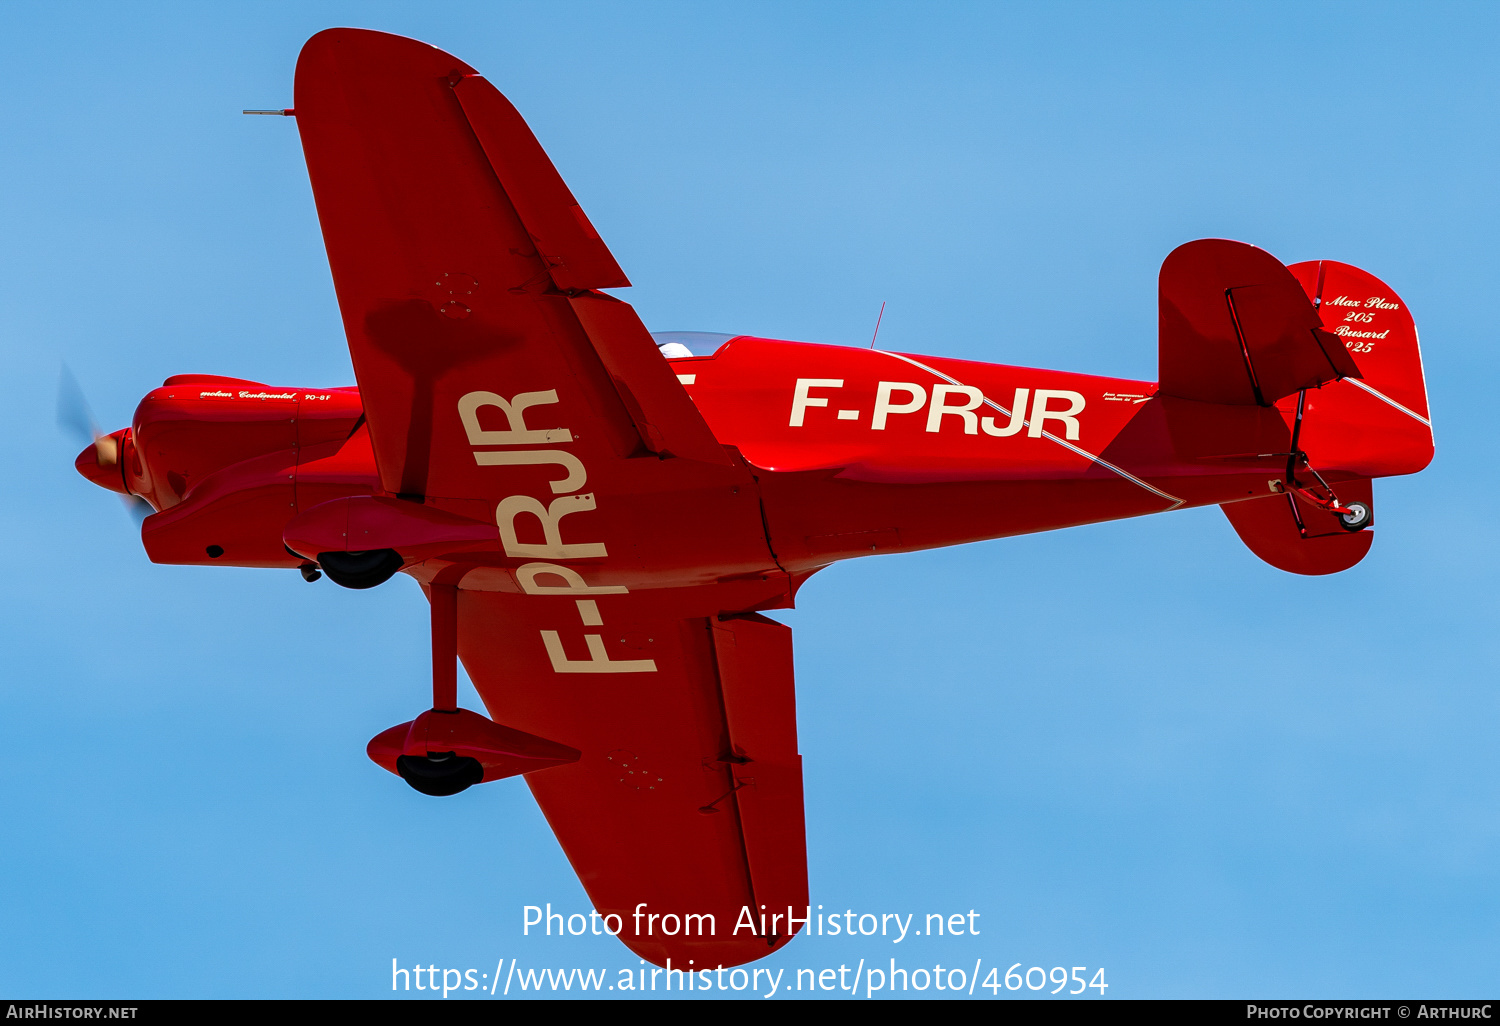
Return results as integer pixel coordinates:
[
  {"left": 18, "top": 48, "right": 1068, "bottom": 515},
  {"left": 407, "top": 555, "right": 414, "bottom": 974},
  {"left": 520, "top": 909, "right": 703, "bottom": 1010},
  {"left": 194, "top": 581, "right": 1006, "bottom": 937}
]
[
  {"left": 317, "top": 549, "right": 403, "bottom": 589},
  {"left": 396, "top": 752, "right": 484, "bottom": 796},
  {"left": 1337, "top": 500, "right": 1373, "bottom": 532}
]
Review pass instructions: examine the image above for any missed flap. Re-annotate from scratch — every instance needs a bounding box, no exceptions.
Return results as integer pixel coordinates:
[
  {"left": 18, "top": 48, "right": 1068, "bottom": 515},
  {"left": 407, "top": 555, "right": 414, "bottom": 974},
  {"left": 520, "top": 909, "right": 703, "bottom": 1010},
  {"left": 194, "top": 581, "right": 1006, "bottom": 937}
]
[
  {"left": 451, "top": 75, "right": 629, "bottom": 291},
  {"left": 568, "top": 291, "right": 733, "bottom": 465},
  {"left": 712, "top": 613, "right": 806, "bottom": 917}
]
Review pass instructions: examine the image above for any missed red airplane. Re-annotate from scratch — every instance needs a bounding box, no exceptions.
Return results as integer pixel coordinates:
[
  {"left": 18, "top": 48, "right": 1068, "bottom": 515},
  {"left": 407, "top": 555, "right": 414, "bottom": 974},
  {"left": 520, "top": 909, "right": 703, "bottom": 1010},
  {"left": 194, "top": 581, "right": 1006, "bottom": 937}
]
[{"left": 72, "top": 29, "right": 1433, "bottom": 969}]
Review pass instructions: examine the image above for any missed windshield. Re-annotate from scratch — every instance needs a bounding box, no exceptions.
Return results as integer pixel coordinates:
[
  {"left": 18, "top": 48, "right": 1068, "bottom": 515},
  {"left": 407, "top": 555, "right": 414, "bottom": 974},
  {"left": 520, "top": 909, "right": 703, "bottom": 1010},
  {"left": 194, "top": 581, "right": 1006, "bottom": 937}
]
[{"left": 650, "top": 331, "right": 737, "bottom": 358}]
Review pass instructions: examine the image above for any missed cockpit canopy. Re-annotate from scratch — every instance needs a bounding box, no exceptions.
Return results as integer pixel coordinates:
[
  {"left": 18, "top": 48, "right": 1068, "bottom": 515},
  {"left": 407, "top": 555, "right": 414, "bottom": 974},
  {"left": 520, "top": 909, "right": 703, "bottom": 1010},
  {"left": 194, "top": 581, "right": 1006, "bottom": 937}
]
[{"left": 650, "top": 331, "right": 738, "bottom": 358}]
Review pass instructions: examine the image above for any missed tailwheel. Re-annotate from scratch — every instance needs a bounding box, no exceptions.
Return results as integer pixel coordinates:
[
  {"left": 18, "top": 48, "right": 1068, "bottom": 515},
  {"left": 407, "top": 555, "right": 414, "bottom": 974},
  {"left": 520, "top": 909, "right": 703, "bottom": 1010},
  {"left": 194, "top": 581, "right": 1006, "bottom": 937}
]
[
  {"left": 396, "top": 751, "right": 484, "bottom": 796},
  {"left": 1337, "top": 500, "right": 1373, "bottom": 532},
  {"left": 317, "top": 548, "right": 403, "bottom": 589}
]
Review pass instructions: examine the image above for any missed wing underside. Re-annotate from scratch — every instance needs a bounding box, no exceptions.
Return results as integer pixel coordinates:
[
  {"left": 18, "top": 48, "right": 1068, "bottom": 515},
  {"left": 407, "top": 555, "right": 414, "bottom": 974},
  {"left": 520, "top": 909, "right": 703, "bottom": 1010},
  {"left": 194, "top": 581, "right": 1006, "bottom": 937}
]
[
  {"left": 293, "top": 28, "right": 727, "bottom": 506},
  {"left": 458, "top": 592, "right": 807, "bottom": 967},
  {"left": 293, "top": 28, "right": 803, "bottom": 969}
]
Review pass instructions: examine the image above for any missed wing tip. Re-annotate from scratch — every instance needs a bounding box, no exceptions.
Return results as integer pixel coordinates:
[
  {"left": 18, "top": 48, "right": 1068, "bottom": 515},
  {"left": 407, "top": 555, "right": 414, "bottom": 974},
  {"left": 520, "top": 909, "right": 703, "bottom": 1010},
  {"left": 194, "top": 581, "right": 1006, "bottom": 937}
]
[{"left": 297, "top": 26, "right": 478, "bottom": 76}]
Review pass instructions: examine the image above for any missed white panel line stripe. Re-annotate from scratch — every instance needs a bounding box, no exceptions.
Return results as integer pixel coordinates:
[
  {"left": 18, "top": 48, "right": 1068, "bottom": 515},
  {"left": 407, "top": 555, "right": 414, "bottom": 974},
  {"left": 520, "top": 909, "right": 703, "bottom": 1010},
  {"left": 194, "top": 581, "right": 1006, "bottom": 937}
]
[
  {"left": 1344, "top": 377, "right": 1432, "bottom": 427},
  {"left": 874, "top": 350, "right": 1185, "bottom": 509}
]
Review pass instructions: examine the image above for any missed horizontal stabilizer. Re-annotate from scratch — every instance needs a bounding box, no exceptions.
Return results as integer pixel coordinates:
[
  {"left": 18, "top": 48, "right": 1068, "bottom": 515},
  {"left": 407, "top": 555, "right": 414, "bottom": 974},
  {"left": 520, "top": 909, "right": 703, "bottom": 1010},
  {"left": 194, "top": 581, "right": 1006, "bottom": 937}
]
[
  {"left": 1160, "top": 239, "right": 1360, "bottom": 406},
  {"left": 1221, "top": 479, "right": 1373, "bottom": 576}
]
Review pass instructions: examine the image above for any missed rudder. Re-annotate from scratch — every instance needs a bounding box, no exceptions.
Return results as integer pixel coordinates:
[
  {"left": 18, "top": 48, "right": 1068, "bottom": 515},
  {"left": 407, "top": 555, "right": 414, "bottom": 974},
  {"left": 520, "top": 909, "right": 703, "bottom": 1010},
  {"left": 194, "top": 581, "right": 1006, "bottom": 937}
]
[{"left": 1284, "top": 260, "right": 1433, "bottom": 480}]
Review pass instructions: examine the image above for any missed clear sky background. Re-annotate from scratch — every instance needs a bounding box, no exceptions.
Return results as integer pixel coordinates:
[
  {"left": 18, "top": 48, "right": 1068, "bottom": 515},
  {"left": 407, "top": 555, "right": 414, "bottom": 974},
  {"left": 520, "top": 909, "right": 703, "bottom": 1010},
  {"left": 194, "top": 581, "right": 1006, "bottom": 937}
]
[{"left": 1, "top": 0, "right": 1495, "bottom": 1000}]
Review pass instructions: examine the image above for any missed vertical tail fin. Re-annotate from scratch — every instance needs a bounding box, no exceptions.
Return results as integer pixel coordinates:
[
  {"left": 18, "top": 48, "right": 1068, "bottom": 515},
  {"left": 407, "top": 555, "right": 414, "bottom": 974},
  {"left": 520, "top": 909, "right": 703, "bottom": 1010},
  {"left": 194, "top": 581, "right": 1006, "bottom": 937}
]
[
  {"left": 1221, "top": 259, "right": 1432, "bottom": 575},
  {"left": 1284, "top": 260, "right": 1434, "bottom": 479}
]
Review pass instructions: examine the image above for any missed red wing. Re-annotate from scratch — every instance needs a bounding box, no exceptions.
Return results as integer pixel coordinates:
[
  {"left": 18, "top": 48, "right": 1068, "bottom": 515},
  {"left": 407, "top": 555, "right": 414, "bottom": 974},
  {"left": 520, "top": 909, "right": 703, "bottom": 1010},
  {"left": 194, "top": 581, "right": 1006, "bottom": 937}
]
[
  {"left": 458, "top": 592, "right": 808, "bottom": 968},
  {"left": 294, "top": 29, "right": 797, "bottom": 968},
  {"left": 292, "top": 28, "right": 727, "bottom": 504}
]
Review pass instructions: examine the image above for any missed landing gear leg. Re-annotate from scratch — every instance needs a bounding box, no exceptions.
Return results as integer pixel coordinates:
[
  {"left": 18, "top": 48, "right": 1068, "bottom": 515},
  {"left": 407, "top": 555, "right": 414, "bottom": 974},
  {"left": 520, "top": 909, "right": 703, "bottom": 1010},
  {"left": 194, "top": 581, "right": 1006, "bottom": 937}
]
[
  {"left": 394, "top": 582, "right": 484, "bottom": 796},
  {"left": 430, "top": 581, "right": 458, "bottom": 714},
  {"left": 1282, "top": 389, "right": 1373, "bottom": 536}
]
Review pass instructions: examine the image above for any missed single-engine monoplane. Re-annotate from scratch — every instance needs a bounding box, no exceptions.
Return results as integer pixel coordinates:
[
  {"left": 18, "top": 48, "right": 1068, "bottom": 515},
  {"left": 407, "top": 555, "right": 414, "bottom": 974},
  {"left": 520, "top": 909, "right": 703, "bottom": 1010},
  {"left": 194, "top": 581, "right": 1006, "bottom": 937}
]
[{"left": 73, "top": 28, "right": 1433, "bottom": 968}]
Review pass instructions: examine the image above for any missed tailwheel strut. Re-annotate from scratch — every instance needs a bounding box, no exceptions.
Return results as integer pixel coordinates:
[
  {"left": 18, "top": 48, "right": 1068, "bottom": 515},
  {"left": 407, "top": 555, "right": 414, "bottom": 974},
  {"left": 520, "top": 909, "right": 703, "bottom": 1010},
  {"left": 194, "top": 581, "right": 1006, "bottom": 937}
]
[
  {"left": 1280, "top": 454, "right": 1370, "bottom": 535},
  {"left": 1277, "top": 389, "right": 1371, "bottom": 535}
]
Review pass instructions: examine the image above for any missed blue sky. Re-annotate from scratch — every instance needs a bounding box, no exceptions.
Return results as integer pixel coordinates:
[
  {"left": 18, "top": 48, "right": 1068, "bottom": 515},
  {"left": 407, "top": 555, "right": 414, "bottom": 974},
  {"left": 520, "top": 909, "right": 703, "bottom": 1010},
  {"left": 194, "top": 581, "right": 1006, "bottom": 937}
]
[{"left": 1, "top": 0, "right": 1496, "bottom": 999}]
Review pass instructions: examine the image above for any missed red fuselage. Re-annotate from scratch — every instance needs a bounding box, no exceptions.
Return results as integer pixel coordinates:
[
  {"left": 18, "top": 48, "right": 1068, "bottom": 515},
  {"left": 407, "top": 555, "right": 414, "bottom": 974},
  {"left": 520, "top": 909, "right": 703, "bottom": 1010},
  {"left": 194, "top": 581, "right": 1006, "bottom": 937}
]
[{"left": 84, "top": 333, "right": 1391, "bottom": 599}]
